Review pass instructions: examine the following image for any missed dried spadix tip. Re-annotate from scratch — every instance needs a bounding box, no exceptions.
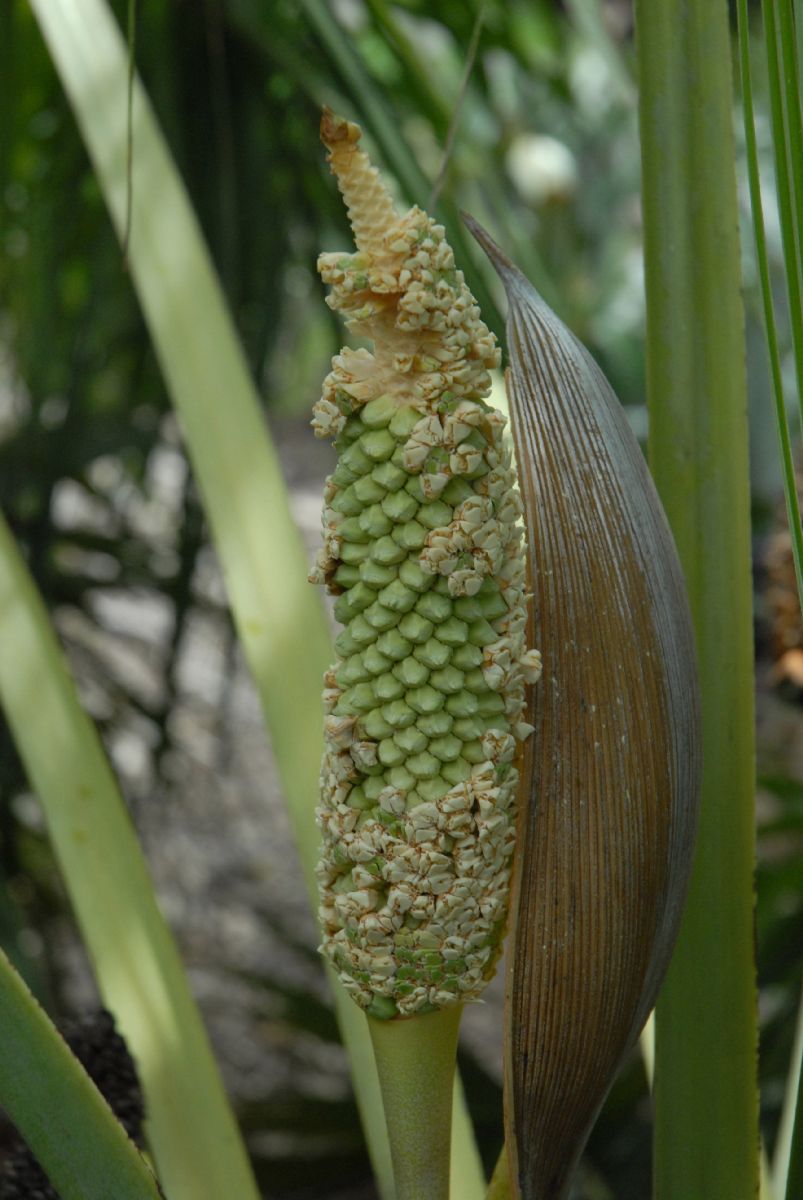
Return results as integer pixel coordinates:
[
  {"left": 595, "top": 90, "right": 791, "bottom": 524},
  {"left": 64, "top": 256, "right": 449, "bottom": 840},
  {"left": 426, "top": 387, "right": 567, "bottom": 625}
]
[{"left": 465, "top": 215, "right": 701, "bottom": 1199}]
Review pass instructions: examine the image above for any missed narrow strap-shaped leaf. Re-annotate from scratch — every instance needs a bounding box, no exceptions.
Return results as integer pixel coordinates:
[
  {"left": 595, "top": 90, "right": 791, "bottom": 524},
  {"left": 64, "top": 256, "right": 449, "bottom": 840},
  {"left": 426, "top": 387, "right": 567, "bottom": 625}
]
[
  {"left": 738, "top": 6, "right": 803, "bottom": 1190},
  {"left": 736, "top": 0, "right": 803, "bottom": 603},
  {"left": 0, "top": 948, "right": 162, "bottom": 1200},
  {"left": 783, "top": 1059, "right": 803, "bottom": 1200},
  {"left": 634, "top": 0, "right": 759, "bottom": 1195},
  {"left": 776, "top": 982, "right": 803, "bottom": 1198},
  {"left": 762, "top": 0, "right": 803, "bottom": 445},
  {"left": 486, "top": 1146, "right": 511, "bottom": 1200},
  {"left": 0, "top": 510, "right": 259, "bottom": 1200},
  {"left": 738, "top": 7, "right": 802, "bottom": 1193}
]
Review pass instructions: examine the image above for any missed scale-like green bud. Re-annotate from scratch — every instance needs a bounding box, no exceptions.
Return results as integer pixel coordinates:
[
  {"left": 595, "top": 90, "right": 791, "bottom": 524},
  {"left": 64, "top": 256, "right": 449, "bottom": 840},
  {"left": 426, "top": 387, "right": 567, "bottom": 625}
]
[{"left": 310, "top": 110, "right": 541, "bottom": 1019}]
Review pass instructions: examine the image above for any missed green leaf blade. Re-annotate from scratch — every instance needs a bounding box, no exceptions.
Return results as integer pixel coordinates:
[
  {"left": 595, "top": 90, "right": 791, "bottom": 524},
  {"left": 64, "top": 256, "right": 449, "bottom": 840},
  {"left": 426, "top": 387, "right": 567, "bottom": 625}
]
[
  {"left": 0, "top": 943, "right": 162, "bottom": 1199},
  {"left": 634, "top": 0, "right": 760, "bottom": 1196},
  {"left": 763, "top": 0, "right": 803, "bottom": 449},
  {"left": 0, "top": 511, "right": 261, "bottom": 1200}
]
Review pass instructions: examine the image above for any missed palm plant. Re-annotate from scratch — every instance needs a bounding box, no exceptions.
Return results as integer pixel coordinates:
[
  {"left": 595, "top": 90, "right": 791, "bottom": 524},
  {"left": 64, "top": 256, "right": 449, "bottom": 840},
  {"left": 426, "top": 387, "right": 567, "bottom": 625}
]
[{"left": 0, "top": 1, "right": 801, "bottom": 1198}]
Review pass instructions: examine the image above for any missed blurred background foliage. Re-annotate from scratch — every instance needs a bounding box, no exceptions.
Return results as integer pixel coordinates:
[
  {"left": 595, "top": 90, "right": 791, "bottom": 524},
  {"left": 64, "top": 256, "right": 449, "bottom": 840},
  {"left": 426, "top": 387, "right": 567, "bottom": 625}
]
[{"left": 0, "top": 1, "right": 801, "bottom": 1197}]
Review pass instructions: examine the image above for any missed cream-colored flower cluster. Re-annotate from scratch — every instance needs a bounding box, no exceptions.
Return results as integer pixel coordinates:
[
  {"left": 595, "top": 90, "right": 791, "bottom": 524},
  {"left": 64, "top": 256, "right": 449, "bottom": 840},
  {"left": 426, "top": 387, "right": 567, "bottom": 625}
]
[{"left": 311, "top": 111, "right": 540, "bottom": 1019}]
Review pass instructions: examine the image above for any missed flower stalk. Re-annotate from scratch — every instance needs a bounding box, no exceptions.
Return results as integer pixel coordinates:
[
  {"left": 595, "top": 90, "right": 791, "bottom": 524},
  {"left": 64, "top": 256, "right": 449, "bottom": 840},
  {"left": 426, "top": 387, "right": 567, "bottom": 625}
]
[{"left": 368, "top": 1007, "right": 462, "bottom": 1200}]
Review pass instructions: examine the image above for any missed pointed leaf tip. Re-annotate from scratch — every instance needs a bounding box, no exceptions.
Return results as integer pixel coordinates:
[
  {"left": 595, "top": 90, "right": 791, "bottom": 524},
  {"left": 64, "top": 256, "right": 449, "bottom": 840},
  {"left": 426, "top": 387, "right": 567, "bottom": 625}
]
[
  {"left": 461, "top": 212, "right": 539, "bottom": 308},
  {"left": 461, "top": 211, "right": 514, "bottom": 272}
]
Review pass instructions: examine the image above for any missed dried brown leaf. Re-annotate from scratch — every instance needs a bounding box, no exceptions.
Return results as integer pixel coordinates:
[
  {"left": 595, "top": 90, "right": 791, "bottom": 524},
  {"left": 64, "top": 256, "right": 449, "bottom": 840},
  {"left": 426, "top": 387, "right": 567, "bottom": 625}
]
[{"left": 464, "top": 215, "right": 702, "bottom": 1200}]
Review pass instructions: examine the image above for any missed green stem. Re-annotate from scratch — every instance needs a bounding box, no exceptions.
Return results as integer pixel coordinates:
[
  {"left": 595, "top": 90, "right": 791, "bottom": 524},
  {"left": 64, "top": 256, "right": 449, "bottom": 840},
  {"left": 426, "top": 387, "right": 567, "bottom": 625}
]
[
  {"left": 634, "top": 0, "right": 759, "bottom": 1197},
  {"left": 451, "top": 1073, "right": 488, "bottom": 1200},
  {"left": 763, "top": 1146, "right": 778, "bottom": 1200},
  {"left": 0, "top": 948, "right": 161, "bottom": 1200},
  {"left": 740, "top": 6, "right": 803, "bottom": 1180},
  {"left": 784, "top": 1060, "right": 803, "bottom": 1200},
  {"left": 763, "top": 0, "right": 803, "bottom": 441},
  {"left": 486, "top": 1146, "right": 511, "bottom": 1200},
  {"left": 737, "top": 0, "right": 803, "bottom": 604},
  {"left": 369, "top": 1006, "right": 462, "bottom": 1200},
  {"left": 776, "top": 981, "right": 803, "bottom": 1198}
]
